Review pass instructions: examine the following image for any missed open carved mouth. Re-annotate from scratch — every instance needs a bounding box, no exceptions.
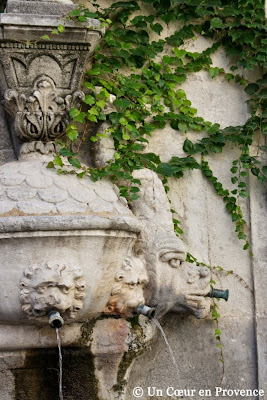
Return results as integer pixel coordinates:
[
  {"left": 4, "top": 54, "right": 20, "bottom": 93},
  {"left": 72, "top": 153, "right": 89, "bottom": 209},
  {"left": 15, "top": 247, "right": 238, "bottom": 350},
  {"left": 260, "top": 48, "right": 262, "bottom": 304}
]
[{"left": 187, "top": 288, "right": 211, "bottom": 298}]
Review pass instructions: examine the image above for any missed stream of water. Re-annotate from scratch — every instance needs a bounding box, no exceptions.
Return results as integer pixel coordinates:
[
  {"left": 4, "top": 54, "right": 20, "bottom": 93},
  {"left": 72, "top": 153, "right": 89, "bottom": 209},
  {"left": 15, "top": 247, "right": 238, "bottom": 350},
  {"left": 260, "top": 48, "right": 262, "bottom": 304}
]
[
  {"left": 152, "top": 318, "right": 180, "bottom": 379},
  {"left": 56, "top": 328, "right": 63, "bottom": 400}
]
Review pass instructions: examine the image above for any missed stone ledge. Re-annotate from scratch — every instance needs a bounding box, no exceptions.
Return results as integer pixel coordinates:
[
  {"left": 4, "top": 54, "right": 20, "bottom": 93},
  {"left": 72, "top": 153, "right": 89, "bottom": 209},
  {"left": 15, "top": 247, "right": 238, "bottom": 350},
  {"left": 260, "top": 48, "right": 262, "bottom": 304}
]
[
  {"left": 0, "top": 214, "right": 141, "bottom": 233},
  {"left": 0, "top": 14, "right": 103, "bottom": 30}
]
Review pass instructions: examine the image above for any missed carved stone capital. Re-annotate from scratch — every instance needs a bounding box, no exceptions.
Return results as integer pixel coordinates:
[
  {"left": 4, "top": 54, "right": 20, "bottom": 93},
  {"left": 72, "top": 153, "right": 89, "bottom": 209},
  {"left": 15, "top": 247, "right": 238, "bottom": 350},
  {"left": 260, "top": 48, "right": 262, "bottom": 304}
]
[
  {"left": 0, "top": 1, "right": 104, "bottom": 143},
  {"left": 4, "top": 76, "right": 84, "bottom": 141}
]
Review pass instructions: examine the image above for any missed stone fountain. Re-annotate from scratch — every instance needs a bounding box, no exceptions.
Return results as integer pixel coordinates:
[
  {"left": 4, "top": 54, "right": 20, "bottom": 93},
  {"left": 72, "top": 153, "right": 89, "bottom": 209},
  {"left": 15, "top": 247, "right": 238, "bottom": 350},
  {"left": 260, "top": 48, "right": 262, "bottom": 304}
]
[{"left": 0, "top": 1, "right": 215, "bottom": 399}]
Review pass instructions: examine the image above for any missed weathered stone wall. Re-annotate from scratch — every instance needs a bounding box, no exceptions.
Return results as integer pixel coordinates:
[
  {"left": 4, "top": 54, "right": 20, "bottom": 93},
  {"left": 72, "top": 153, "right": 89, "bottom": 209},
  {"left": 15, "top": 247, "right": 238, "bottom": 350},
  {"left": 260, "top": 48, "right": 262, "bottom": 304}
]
[
  {"left": 126, "top": 48, "right": 266, "bottom": 398},
  {"left": 125, "top": 36, "right": 266, "bottom": 400}
]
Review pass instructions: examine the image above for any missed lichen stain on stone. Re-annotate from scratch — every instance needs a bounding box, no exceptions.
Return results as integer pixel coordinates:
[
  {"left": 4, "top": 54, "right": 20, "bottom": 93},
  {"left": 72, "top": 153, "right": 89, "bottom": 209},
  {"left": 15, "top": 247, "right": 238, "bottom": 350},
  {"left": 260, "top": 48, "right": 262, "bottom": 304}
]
[
  {"left": 78, "top": 317, "right": 98, "bottom": 347},
  {"left": 113, "top": 348, "right": 138, "bottom": 395},
  {"left": 113, "top": 317, "right": 145, "bottom": 395}
]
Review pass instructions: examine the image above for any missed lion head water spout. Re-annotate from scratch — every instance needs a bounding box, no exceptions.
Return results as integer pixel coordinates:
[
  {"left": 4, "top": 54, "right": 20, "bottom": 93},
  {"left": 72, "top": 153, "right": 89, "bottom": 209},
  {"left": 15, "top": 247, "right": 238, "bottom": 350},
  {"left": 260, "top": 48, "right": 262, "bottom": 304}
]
[
  {"left": 135, "top": 304, "right": 155, "bottom": 319},
  {"left": 207, "top": 288, "right": 229, "bottom": 301},
  {"left": 48, "top": 310, "right": 64, "bottom": 329}
]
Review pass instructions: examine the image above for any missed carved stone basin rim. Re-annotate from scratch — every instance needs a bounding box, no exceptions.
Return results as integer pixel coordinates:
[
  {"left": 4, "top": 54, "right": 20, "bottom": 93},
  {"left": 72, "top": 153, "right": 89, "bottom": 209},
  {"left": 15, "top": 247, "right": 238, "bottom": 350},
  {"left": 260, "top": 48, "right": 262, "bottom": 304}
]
[{"left": 0, "top": 215, "right": 141, "bottom": 234}]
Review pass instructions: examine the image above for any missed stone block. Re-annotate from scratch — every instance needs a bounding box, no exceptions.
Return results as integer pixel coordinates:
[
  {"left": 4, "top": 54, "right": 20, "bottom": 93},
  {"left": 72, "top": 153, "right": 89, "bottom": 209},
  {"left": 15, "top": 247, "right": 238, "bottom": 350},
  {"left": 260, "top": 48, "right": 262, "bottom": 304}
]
[{"left": 6, "top": 0, "right": 76, "bottom": 15}]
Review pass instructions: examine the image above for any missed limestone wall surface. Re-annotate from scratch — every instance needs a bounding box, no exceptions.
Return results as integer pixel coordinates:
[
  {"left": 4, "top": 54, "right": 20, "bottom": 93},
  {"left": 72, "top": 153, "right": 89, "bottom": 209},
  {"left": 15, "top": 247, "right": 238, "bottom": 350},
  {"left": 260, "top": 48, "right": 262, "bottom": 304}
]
[{"left": 126, "top": 59, "right": 266, "bottom": 399}]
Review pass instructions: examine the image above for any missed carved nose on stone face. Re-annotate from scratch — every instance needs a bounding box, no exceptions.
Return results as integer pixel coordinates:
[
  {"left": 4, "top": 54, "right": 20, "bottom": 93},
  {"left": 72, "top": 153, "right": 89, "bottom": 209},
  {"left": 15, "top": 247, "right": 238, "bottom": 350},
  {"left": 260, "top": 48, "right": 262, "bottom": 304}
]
[
  {"left": 186, "top": 264, "right": 210, "bottom": 284},
  {"left": 199, "top": 266, "right": 210, "bottom": 278}
]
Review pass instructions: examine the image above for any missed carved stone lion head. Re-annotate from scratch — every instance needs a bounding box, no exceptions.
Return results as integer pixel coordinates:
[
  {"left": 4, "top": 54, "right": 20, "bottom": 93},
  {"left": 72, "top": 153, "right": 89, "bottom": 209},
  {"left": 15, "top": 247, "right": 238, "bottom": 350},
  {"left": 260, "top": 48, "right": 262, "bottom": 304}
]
[
  {"left": 105, "top": 256, "right": 148, "bottom": 317},
  {"left": 20, "top": 262, "right": 86, "bottom": 319}
]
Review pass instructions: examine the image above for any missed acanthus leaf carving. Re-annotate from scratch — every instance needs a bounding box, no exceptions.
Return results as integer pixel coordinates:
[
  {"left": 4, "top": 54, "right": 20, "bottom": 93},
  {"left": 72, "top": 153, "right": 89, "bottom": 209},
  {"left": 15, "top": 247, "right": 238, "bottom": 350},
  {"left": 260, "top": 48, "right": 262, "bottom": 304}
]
[{"left": 3, "top": 76, "right": 85, "bottom": 142}]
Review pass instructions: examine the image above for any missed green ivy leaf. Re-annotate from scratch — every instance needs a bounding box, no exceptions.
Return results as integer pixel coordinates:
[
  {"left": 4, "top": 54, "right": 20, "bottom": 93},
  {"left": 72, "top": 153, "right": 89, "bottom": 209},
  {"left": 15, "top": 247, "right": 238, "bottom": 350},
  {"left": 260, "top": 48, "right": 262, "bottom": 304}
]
[
  {"left": 68, "top": 157, "right": 81, "bottom": 168},
  {"left": 78, "top": 16, "right": 87, "bottom": 22},
  {"left": 260, "top": 88, "right": 267, "bottom": 98},
  {"left": 208, "top": 67, "right": 220, "bottom": 79},
  {"left": 183, "top": 138, "right": 194, "bottom": 153},
  {"left": 59, "top": 148, "right": 75, "bottom": 157},
  {"left": 57, "top": 24, "right": 65, "bottom": 33},
  {"left": 88, "top": 106, "right": 99, "bottom": 116},
  {"left": 156, "top": 163, "right": 173, "bottom": 177},
  {"left": 151, "top": 23, "right": 163, "bottom": 35},
  {"left": 54, "top": 155, "right": 63, "bottom": 167},
  {"left": 130, "top": 186, "right": 140, "bottom": 193},
  {"left": 244, "top": 83, "right": 259, "bottom": 95},
  {"left": 83, "top": 82, "right": 95, "bottom": 90},
  {"left": 69, "top": 9, "right": 81, "bottom": 17},
  {"left": 178, "top": 122, "right": 188, "bottom": 133},
  {"left": 67, "top": 130, "right": 79, "bottom": 142},
  {"left": 74, "top": 112, "right": 86, "bottom": 123},
  {"left": 87, "top": 115, "right": 98, "bottom": 123},
  {"left": 210, "top": 17, "right": 225, "bottom": 29},
  {"left": 46, "top": 161, "right": 55, "bottom": 169},
  {"left": 243, "top": 242, "right": 250, "bottom": 250},
  {"left": 40, "top": 35, "right": 50, "bottom": 40},
  {"left": 262, "top": 166, "right": 267, "bottom": 177},
  {"left": 114, "top": 98, "right": 131, "bottom": 111},
  {"left": 84, "top": 95, "right": 96, "bottom": 105},
  {"left": 173, "top": 48, "right": 187, "bottom": 58},
  {"left": 96, "top": 100, "right": 106, "bottom": 109},
  {"left": 140, "top": 153, "right": 161, "bottom": 164},
  {"left": 69, "top": 108, "right": 80, "bottom": 119},
  {"left": 119, "top": 117, "right": 128, "bottom": 125}
]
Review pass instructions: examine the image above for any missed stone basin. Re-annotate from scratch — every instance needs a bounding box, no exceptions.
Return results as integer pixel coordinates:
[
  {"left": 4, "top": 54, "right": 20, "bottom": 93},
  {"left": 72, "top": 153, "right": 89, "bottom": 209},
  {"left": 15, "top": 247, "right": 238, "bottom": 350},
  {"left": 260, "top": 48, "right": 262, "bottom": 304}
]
[{"left": 0, "top": 154, "right": 141, "bottom": 348}]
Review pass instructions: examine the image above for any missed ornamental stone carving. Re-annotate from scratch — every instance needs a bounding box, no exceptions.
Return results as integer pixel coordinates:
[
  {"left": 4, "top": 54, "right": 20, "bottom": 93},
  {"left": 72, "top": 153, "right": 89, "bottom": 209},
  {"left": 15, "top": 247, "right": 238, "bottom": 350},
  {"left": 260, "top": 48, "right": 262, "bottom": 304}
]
[
  {"left": 105, "top": 256, "right": 148, "bottom": 317},
  {"left": 0, "top": 0, "right": 104, "bottom": 143},
  {"left": 129, "top": 168, "right": 211, "bottom": 320},
  {"left": 5, "top": 76, "right": 84, "bottom": 141},
  {"left": 20, "top": 262, "right": 86, "bottom": 319}
]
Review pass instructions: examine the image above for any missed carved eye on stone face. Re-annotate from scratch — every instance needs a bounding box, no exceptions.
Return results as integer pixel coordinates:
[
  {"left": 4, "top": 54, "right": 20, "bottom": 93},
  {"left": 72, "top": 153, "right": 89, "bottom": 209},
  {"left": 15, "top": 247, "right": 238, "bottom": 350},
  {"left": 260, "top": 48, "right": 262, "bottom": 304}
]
[
  {"left": 169, "top": 259, "right": 181, "bottom": 268},
  {"left": 128, "top": 283, "right": 136, "bottom": 289},
  {"left": 36, "top": 286, "right": 44, "bottom": 294},
  {"left": 159, "top": 252, "right": 183, "bottom": 268},
  {"left": 60, "top": 286, "right": 70, "bottom": 294}
]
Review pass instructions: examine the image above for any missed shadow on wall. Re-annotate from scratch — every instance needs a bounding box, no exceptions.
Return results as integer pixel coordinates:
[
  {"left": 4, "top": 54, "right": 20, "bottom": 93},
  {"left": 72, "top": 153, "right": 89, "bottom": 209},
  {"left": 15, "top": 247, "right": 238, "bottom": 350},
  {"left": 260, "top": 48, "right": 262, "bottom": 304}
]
[{"left": 0, "top": 1, "right": 6, "bottom": 13}]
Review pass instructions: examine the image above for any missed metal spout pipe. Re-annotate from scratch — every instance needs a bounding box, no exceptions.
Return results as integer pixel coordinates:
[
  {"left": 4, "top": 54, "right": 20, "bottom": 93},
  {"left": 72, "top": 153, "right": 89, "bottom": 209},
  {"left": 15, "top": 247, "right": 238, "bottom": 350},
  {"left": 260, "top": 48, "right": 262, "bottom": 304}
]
[
  {"left": 135, "top": 304, "right": 156, "bottom": 319},
  {"left": 48, "top": 310, "right": 64, "bottom": 329},
  {"left": 207, "top": 288, "right": 229, "bottom": 301}
]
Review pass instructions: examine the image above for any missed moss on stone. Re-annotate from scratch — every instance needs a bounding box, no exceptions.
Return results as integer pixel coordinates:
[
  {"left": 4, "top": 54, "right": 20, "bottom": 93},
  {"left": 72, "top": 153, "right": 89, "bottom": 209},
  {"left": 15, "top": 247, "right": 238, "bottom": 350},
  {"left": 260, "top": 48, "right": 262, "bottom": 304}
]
[{"left": 113, "top": 317, "right": 145, "bottom": 395}]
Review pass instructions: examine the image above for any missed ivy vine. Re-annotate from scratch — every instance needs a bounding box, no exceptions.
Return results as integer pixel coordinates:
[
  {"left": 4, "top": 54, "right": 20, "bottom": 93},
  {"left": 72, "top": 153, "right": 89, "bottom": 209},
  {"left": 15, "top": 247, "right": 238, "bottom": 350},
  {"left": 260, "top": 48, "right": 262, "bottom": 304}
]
[{"left": 47, "top": 0, "right": 267, "bottom": 251}]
